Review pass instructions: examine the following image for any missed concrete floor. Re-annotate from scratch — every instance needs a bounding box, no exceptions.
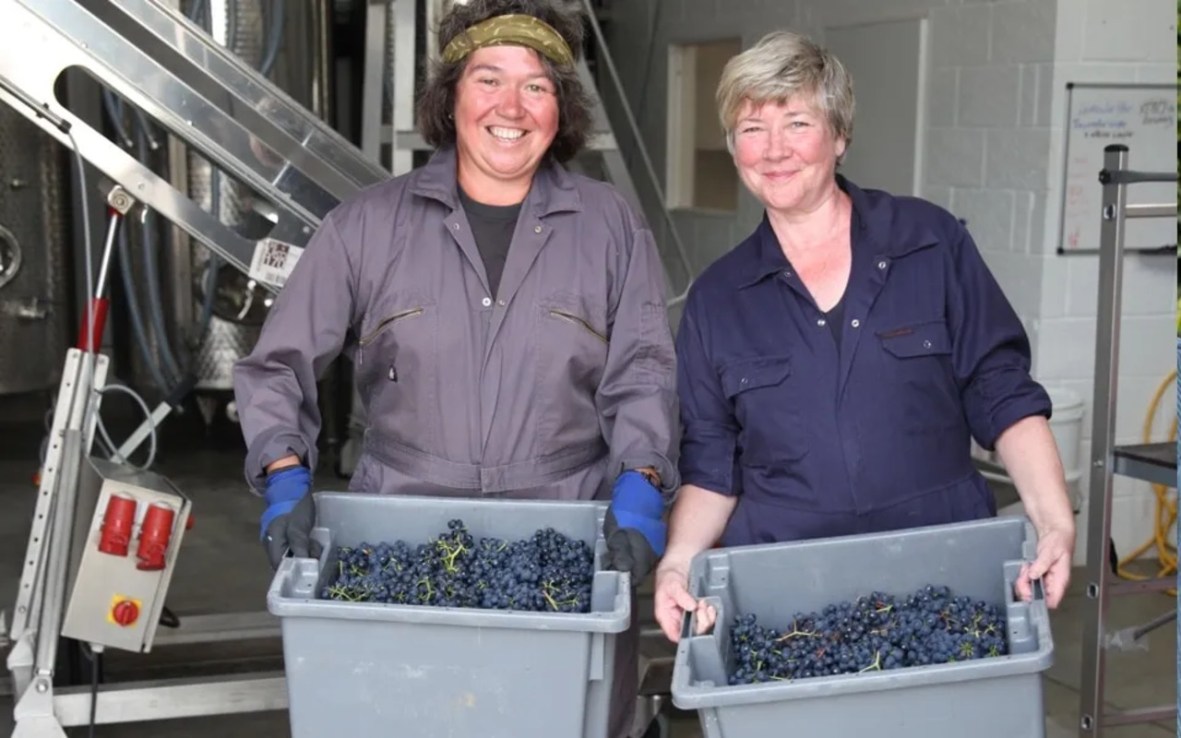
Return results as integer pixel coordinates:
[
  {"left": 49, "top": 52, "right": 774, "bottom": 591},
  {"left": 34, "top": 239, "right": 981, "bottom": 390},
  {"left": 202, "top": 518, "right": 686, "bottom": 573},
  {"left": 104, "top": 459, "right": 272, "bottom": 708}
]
[{"left": 0, "top": 390, "right": 1175, "bottom": 737}]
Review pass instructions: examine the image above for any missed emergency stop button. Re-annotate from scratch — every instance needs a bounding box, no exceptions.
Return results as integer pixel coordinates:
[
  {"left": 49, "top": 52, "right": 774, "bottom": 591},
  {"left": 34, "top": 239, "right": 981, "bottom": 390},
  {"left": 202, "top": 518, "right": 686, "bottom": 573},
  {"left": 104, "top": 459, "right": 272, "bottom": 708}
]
[{"left": 110, "top": 598, "right": 140, "bottom": 627}]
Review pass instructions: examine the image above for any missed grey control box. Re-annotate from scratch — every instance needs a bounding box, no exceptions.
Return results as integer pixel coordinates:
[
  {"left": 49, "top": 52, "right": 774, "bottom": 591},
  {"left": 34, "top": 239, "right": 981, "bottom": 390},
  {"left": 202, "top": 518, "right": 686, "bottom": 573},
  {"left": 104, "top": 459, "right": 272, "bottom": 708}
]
[{"left": 61, "top": 456, "right": 191, "bottom": 652}]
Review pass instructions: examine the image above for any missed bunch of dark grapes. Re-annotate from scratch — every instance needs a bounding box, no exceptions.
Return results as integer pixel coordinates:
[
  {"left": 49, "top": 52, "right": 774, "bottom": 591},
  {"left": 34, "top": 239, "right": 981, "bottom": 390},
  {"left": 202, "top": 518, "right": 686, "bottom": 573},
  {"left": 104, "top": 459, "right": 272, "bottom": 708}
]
[
  {"left": 319, "top": 520, "right": 595, "bottom": 614},
  {"left": 727, "top": 584, "right": 1009, "bottom": 685}
]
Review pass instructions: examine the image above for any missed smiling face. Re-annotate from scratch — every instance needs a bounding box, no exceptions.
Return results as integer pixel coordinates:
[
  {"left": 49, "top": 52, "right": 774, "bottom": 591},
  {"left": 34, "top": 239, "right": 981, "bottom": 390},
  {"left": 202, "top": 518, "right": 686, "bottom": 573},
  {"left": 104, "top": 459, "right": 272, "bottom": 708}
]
[
  {"left": 730, "top": 94, "right": 847, "bottom": 216},
  {"left": 453, "top": 45, "right": 560, "bottom": 204}
]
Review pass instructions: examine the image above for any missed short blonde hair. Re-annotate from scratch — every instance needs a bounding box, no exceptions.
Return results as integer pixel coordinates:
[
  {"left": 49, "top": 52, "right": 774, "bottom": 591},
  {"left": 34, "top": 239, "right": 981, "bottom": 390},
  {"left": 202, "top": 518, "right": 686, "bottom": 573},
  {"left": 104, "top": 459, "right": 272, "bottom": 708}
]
[{"left": 716, "top": 30, "right": 855, "bottom": 152}]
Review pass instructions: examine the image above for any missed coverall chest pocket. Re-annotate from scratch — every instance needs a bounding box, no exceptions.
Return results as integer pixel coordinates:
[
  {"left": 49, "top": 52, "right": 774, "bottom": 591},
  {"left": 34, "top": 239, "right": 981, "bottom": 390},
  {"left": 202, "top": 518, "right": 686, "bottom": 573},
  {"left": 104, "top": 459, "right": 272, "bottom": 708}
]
[
  {"left": 533, "top": 292, "right": 608, "bottom": 451},
  {"left": 355, "top": 299, "right": 438, "bottom": 432},
  {"left": 537, "top": 292, "right": 609, "bottom": 381},
  {"left": 875, "top": 319, "right": 960, "bottom": 433},
  {"left": 719, "top": 355, "right": 808, "bottom": 463}
]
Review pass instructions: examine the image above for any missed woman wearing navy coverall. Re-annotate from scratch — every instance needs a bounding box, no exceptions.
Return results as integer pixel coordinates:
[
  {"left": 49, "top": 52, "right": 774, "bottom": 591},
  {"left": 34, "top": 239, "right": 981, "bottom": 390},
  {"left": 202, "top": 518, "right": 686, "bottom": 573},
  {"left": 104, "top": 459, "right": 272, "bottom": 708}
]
[
  {"left": 233, "top": 2, "right": 674, "bottom": 735},
  {"left": 652, "top": 30, "right": 1077, "bottom": 642}
]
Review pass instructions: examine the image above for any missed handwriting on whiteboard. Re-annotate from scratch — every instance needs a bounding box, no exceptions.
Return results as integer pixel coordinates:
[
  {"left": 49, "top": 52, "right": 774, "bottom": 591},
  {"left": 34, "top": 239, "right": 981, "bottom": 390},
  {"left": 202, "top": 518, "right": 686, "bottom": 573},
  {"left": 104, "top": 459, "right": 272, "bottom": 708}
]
[
  {"left": 1059, "top": 84, "right": 1175, "bottom": 252},
  {"left": 1070, "top": 97, "right": 1175, "bottom": 141}
]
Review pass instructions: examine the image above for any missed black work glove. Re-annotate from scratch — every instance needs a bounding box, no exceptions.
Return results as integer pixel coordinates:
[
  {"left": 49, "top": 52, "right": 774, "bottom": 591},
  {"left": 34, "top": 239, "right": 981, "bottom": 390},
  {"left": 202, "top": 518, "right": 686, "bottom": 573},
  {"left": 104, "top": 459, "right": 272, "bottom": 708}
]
[
  {"left": 603, "top": 508, "right": 661, "bottom": 585},
  {"left": 602, "top": 471, "right": 667, "bottom": 585},
  {"left": 260, "top": 466, "right": 322, "bottom": 570}
]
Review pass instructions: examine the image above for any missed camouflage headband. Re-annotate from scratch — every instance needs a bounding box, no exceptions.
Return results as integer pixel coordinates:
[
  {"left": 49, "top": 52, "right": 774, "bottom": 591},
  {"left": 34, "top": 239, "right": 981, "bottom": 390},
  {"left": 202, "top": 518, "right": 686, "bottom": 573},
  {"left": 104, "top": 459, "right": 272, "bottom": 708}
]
[{"left": 441, "top": 14, "right": 574, "bottom": 67}]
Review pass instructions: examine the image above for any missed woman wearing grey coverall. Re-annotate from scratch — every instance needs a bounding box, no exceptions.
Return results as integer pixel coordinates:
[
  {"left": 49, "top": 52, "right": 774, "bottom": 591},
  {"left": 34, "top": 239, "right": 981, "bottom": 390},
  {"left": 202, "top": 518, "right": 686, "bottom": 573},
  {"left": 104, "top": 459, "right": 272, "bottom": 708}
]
[{"left": 232, "top": 1, "right": 676, "bottom": 736}]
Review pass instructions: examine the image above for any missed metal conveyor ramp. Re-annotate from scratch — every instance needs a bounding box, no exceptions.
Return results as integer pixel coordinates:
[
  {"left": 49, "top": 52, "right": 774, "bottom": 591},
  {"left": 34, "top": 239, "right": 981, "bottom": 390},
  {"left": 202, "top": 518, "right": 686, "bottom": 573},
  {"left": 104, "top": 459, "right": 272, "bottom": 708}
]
[
  {"left": 0, "top": 2, "right": 392, "bottom": 735},
  {"left": 0, "top": 0, "right": 390, "bottom": 292}
]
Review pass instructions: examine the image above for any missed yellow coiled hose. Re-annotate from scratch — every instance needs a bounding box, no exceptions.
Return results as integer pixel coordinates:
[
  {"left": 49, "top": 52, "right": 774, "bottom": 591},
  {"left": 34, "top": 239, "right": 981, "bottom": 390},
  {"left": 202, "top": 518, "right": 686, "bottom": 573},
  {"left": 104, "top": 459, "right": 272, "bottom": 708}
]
[{"left": 1113, "top": 370, "right": 1177, "bottom": 595}]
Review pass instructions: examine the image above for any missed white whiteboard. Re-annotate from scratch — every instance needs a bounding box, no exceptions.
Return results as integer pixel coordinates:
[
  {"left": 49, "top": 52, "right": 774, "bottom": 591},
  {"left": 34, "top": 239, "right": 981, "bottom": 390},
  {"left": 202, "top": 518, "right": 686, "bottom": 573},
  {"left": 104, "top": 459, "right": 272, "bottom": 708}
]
[{"left": 1057, "top": 83, "right": 1176, "bottom": 254}]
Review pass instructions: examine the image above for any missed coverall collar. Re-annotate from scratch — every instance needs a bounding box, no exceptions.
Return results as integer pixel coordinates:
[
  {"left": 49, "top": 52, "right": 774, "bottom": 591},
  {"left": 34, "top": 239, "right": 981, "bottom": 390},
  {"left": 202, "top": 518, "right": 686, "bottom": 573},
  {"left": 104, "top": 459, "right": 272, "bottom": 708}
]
[
  {"left": 410, "top": 145, "right": 583, "bottom": 217},
  {"left": 734, "top": 174, "right": 942, "bottom": 289}
]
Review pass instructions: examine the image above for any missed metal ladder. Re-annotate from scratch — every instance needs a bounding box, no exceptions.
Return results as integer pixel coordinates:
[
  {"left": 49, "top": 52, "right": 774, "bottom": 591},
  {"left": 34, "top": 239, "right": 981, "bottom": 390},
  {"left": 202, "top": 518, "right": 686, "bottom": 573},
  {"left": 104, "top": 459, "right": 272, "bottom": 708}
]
[
  {"left": 1076, "top": 143, "right": 1178, "bottom": 737},
  {"left": 0, "top": 0, "right": 390, "bottom": 293}
]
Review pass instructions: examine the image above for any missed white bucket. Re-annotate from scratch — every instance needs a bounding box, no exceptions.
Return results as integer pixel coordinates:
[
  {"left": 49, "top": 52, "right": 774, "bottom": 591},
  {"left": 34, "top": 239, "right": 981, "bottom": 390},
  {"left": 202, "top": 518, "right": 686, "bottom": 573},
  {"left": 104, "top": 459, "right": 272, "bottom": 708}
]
[
  {"left": 1046, "top": 386, "right": 1086, "bottom": 511},
  {"left": 1046, "top": 385, "right": 1085, "bottom": 477},
  {"left": 975, "top": 385, "right": 1088, "bottom": 515}
]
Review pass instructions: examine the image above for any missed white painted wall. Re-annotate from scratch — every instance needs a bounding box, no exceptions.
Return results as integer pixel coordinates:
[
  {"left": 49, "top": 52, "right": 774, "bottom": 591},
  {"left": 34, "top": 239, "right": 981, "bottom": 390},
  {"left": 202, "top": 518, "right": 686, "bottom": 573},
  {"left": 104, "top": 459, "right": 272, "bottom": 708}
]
[
  {"left": 601, "top": 0, "right": 1177, "bottom": 563},
  {"left": 1034, "top": 0, "right": 1177, "bottom": 566}
]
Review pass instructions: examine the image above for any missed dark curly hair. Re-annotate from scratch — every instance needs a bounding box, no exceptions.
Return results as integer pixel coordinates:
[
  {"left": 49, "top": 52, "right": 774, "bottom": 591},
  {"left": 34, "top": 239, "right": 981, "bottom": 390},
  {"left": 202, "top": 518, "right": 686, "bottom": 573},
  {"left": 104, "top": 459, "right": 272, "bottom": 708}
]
[{"left": 416, "top": 0, "right": 593, "bottom": 163}]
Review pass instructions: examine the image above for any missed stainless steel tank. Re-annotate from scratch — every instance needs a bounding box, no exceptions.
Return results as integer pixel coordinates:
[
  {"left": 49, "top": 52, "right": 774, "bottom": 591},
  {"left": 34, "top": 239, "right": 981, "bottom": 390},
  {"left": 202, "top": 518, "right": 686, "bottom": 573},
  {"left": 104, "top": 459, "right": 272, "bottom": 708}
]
[
  {"left": 0, "top": 104, "right": 72, "bottom": 395},
  {"left": 169, "top": 0, "right": 332, "bottom": 397},
  {"left": 185, "top": 0, "right": 268, "bottom": 394}
]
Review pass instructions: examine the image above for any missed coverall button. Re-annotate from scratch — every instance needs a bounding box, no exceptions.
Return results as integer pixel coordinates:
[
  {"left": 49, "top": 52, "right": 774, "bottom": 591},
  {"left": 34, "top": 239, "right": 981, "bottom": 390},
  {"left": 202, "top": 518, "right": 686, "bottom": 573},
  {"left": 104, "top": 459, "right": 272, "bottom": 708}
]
[
  {"left": 452, "top": 223, "right": 460, "bottom": 231},
  {"left": 851, "top": 319, "right": 860, "bottom": 328},
  {"left": 481, "top": 297, "right": 492, "bottom": 307},
  {"left": 534, "top": 225, "right": 543, "bottom": 233},
  {"left": 877, "top": 260, "right": 888, "bottom": 270},
  {"left": 817, "top": 318, "right": 826, "bottom": 327},
  {"left": 923, "top": 339, "right": 932, "bottom": 349}
]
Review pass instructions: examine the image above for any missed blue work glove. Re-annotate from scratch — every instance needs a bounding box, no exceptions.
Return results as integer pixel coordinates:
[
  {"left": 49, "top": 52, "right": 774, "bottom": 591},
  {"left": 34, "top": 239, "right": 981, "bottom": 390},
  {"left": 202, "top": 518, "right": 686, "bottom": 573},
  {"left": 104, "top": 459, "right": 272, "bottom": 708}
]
[
  {"left": 603, "top": 470, "right": 667, "bottom": 585},
  {"left": 260, "top": 466, "right": 321, "bottom": 569}
]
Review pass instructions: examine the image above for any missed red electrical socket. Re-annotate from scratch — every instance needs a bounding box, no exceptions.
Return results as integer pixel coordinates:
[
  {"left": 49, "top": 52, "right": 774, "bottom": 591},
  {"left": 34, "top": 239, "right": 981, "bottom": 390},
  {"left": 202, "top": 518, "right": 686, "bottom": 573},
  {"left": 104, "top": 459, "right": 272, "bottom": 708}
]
[
  {"left": 98, "top": 495, "right": 136, "bottom": 557},
  {"left": 135, "top": 503, "right": 175, "bottom": 571}
]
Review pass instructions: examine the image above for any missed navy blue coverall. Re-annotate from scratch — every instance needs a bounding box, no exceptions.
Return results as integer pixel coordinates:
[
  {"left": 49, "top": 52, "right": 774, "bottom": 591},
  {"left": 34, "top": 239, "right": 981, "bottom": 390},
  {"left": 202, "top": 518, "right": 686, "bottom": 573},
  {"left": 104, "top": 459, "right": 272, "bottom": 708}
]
[{"left": 675, "top": 176, "right": 1052, "bottom": 547}]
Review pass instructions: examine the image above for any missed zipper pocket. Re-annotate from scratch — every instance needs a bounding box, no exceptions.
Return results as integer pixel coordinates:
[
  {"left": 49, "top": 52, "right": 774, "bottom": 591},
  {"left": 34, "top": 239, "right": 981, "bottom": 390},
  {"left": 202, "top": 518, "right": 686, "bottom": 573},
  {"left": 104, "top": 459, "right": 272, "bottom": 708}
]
[
  {"left": 548, "top": 309, "right": 607, "bottom": 344},
  {"left": 357, "top": 307, "right": 425, "bottom": 365}
]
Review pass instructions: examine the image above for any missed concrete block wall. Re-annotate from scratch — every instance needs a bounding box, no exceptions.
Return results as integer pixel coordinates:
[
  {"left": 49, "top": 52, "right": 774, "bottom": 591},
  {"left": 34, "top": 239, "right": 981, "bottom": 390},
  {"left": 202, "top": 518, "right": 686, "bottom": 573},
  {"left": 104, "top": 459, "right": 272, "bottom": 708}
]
[
  {"left": 1033, "top": 0, "right": 1177, "bottom": 566},
  {"left": 599, "top": 0, "right": 1176, "bottom": 564}
]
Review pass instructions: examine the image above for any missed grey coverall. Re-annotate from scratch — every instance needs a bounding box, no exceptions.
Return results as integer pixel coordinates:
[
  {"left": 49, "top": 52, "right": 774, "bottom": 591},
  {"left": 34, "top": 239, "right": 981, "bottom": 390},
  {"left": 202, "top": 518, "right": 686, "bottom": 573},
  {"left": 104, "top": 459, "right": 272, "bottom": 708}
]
[{"left": 233, "top": 146, "right": 679, "bottom": 738}]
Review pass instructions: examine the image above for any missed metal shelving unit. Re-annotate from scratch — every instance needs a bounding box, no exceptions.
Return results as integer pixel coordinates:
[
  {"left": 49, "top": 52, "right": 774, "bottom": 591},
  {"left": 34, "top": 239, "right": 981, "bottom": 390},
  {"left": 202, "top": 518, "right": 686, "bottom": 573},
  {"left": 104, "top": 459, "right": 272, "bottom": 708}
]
[{"left": 1077, "top": 143, "right": 1178, "bottom": 736}]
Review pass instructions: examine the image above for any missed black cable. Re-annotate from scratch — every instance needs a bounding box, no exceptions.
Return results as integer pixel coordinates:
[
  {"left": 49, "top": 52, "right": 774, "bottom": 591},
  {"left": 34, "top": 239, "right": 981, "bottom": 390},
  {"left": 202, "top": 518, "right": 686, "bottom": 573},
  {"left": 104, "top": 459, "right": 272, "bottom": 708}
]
[
  {"left": 159, "top": 605, "right": 181, "bottom": 628},
  {"left": 83, "top": 643, "right": 102, "bottom": 738},
  {"left": 88, "top": 654, "right": 98, "bottom": 738}
]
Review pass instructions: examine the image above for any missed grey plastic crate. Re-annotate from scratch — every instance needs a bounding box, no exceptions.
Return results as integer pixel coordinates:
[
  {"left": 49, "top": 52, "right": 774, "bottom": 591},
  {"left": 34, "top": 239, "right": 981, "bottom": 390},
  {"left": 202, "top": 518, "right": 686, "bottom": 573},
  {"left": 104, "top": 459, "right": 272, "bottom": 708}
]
[
  {"left": 671, "top": 516, "right": 1054, "bottom": 737},
  {"left": 267, "top": 492, "right": 631, "bottom": 738}
]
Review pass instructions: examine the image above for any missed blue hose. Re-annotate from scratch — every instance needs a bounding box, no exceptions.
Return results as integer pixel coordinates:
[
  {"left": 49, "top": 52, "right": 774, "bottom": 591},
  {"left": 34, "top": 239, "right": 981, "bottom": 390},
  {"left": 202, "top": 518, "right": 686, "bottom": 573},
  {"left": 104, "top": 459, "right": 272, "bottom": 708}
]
[
  {"left": 111, "top": 0, "right": 287, "bottom": 383},
  {"left": 135, "top": 126, "right": 183, "bottom": 385},
  {"left": 117, "top": 226, "right": 172, "bottom": 393},
  {"left": 259, "top": 0, "right": 285, "bottom": 77},
  {"left": 197, "top": 0, "right": 219, "bottom": 340},
  {"left": 196, "top": 0, "right": 285, "bottom": 340},
  {"left": 101, "top": 90, "right": 132, "bottom": 148},
  {"left": 198, "top": 169, "right": 221, "bottom": 340}
]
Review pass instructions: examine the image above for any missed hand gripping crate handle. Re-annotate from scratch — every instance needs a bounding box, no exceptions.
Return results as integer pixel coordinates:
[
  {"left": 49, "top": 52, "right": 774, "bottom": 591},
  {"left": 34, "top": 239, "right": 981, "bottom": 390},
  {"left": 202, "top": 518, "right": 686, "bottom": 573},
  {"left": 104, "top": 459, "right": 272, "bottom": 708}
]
[
  {"left": 1002, "top": 558, "right": 1050, "bottom": 657},
  {"left": 678, "top": 595, "right": 729, "bottom": 688},
  {"left": 1016, "top": 519, "right": 1046, "bottom": 602},
  {"left": 1030, "top": 577, "right": 1045, "bottom": 601},
  {"left": 1004, "top": 557, "right": 1045, "bottom": 603},
  {"left": 680, "top": 595, "right": 725, "bottom": 640}
]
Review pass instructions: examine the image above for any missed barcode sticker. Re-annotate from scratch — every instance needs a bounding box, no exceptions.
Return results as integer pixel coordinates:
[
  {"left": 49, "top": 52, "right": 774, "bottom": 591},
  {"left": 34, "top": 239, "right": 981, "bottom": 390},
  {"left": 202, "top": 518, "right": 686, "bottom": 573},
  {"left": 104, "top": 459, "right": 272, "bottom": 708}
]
[{"left": 248, "top": 238, "right": 305, "bottom": 289}]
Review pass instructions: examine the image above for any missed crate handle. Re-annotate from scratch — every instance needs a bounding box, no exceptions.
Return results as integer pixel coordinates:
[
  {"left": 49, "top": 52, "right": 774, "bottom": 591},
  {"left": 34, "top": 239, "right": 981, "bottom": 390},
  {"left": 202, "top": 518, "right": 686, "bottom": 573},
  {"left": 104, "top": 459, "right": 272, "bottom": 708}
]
[
  {"left": 683, "top": 605, "right": 710, "bottom": 640},
  {"left": 681, "top": 596, "right": 723, "bottom": 640},
  {"left": 682, "top": 596, "right": 728, "bottom": 687},
  {"left": 1003, "top": 559, "right": 1045, "bottom": 603}
]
